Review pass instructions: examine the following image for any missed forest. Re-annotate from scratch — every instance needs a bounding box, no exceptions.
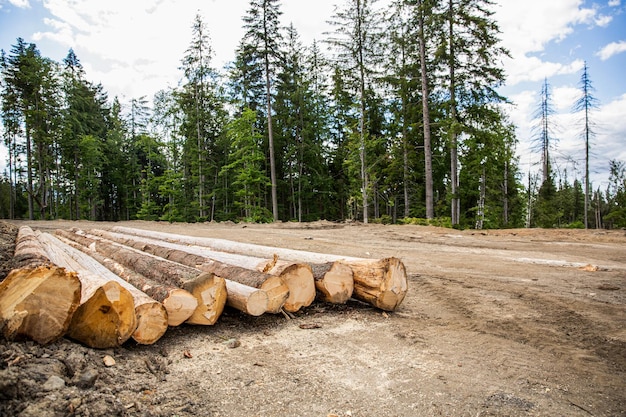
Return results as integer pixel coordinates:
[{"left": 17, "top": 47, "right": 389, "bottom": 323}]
[{"left": 1, "top": 0, "right": 625, "bottom": 229}]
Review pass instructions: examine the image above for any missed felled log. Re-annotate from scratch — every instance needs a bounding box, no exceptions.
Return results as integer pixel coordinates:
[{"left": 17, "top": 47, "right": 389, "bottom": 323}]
[
  {"left": 111, "top": 226, "right": 407, "bottom": 311},
  {"left": 40, "top": 233, "right": 169, "bottom": 345},
  {"left": 225, "top": 280, "right": 268, "bottom": 316},
  {"left": 0, "top": 266, "right": 81, "bottom": 345},
  {"left": 309, "top": 261, "right": 354, "bottom": 304},
  {"left": 62, "top": 232, "right": 226, "bottom": 325},
  {"left": 56, "top": 230, "right": 197, "bottom": 326},
  {"left": 13, "top": 225, "right": 55, "bottom": 269},
  {"left": 36, "top": 233, "right": 138, "bottom": 348},
  {"left": 0, "top": 226, "right": 81, "bottom": 345},
  {"left": 87, "top": 229, "right": 298, "bottom": 313}
]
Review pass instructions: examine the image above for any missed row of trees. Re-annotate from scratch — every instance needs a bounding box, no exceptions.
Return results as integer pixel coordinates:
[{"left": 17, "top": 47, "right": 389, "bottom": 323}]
[{"left": 1, "top": 0, "right": 624, "bottom": 228}]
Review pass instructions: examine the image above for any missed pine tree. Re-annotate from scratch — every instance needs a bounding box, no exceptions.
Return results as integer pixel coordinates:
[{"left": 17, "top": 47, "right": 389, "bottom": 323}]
[
  {"left": 574, "top": 62, "right": 599, "bottom": 229},
  {"left": 327, "top": 0, "right": 383, "bottom": 223},
  {"left": 242, "top": 0, "right": 284, "bottom": 221},
  {"left": 436, "top": 0, "right": 509, "bottom": 226}
]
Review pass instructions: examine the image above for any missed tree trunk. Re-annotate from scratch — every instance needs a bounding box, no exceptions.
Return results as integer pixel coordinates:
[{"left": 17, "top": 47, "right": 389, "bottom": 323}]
[
  {"left": 41, "top": 232, "right": 169, "bottom": 345},
  {"left": 418, "top": 0, "right": 434, "bottom": 219},
  {"left": 110, "top": 226, "right": 408, "bottom": 311},
  {"left": 92, "top": 229, "right": 300, "bottom": 313},
  {"left": 56, "top": 229, "right": 197, "bottom": 327},
  {"left": 36, "top": 232, "right": 137, "bottom": 348}
]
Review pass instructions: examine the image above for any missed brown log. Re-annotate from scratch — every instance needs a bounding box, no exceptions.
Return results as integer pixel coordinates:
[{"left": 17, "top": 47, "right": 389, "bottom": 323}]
[
  {"left": 87, "top": 229, "right": 292, "bottom": 314},
  {"left": 56, "top": 230, "right": 197, "bottom": 326},
  {"left": 110, "top": 226, "right": 407, "bottom": 310},
  {"left": 13, "top": 226, "right": 53, "bottom": 269},
  {"left": 36, "top": 233, "right": 137, "bottom": 348},
  {"left": 0, "top": 265, "right": 81, "bottom": 345},
  {"left": 72, "top": 234, "right": 226, "bottom": 325}
]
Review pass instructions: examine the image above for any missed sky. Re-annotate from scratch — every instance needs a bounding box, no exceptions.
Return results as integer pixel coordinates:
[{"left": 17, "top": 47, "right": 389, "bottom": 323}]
[{"left": 0, "top": 0, "right": 625, "bottom": 191}]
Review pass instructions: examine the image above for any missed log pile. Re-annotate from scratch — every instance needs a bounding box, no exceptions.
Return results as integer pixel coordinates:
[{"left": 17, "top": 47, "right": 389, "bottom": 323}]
[{"left": 0, "top": 224, "right": 409, "bottom": 349}]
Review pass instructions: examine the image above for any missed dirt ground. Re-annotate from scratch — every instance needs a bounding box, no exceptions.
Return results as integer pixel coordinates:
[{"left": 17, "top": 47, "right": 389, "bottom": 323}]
[{"left": 1, "top": 219, "right": 625, "bottom": 417}]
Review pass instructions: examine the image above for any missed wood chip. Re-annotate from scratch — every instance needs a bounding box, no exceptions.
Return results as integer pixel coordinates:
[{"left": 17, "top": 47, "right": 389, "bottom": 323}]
[{"left": 103, "top": 355, "right": 115, "bottom": 367}]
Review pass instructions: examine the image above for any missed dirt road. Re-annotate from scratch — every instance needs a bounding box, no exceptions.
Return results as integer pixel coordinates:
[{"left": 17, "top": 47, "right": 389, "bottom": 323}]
[{"left": 1, "top": 220, "right": 625, "bottom": 416}]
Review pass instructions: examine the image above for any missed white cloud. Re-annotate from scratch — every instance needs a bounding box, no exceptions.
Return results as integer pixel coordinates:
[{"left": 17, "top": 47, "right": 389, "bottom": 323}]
[
  {"left": 494, "top": 0, "right": 598, "bottom": 86},
  {"left": 504, "top": 55, "right": 584, "bottom": 85},
  {"left": 608, "top": 0, "right": 620, "bottom": 7},
  {"left": 8, "top": 0, "right": 30, "bottom": 8},
  {"left": 596, "top": 40, "right": 626, "bottom": 60}
]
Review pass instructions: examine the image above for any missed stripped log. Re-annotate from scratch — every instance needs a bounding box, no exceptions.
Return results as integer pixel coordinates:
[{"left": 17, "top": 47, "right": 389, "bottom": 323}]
[
  {"left": 41, "top": 233, "right": 168, "bottom": 346},
  {"left": 0, "top": 226, "right": 81, "bottom": 345},
  {"left": 37, "top": 233, "right": 137, "bottom": 348},
  {"left": 56, "top": 230, "right": 197, "bottom": 326},
  {"left": 225, "top": 280, "right": 268, "bottom": 316},
  {"left": 63, "top": 233, "right": 226, "bottom": 325},
  {"left": 110, "top": 226, "right": 406, "bottom": 311},
  {"left": 86, "top": 229, "right": 299, "bottom": 313}
]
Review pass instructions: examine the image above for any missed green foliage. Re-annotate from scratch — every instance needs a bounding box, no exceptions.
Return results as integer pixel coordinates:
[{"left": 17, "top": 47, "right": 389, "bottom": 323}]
[
  {"left": 400, "top": 217, "right": 453, "bottom": 228},
  {"left": 3, "top": 6, "right": 624, "bottom": 229}
]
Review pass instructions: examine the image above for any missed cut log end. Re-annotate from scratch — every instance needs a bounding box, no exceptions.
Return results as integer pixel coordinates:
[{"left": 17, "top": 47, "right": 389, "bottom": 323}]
[
  {"left": 184, "top": 273, "right": 227, "bottom": 325},
  {"left": 162, "top": 288, "right": 198, "bottom": 326},
  {"left": 349, "top": 257, "right": 408, "bottom": 311},
  {"left": 67, "top": 281, "right": 137, "bottom": 349},
  {"left": 312, "top": 262, "right": 354, "bottom": 304},
  {"left": 258, "top": 275, "right": 289, "bottom": 314},
  {"left": 225, "top": 279, "right": 269, "bottom": 316},
  {"left": 0, "top": 266, "right": 81, "bottom": 345},
  {"left": 274, "top": 263, "right": 316, "bottom": 313},
  {"left": 133, "top": 302, "right": 169, "bottom": 345}
]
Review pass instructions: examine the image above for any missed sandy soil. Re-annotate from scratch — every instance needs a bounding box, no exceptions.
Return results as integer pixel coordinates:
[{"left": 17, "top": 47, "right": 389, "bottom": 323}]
[{"left": 1, "top": 220, "right": 625, "bottom": 417}]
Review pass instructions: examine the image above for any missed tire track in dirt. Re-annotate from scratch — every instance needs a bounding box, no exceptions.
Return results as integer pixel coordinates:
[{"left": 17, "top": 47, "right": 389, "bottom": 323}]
[{"left": 410, "top": 274, "right": 626, "bottom": 414}]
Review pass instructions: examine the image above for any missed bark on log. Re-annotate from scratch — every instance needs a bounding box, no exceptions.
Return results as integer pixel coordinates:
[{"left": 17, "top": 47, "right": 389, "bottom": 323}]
[
  {"left": 87, "top": 229, "right": 295, "bottom": 313},
  {"left": 56, "top": 230, "right": 197, "bottom": 326},
  {"left": 36, "top": 233, "right": 138, "bottom": 348},
  {"left": 0, "top": 265, "right": 81, "bottom": 345},
  {"left": 110, "top": 226, "right": 407, "bottom": 310},
  {"left": 13, "top": 226, "right": 54, "bottom": 269},
  {"left": 66, "top": 233, "right": 226, "bottom": 325}
]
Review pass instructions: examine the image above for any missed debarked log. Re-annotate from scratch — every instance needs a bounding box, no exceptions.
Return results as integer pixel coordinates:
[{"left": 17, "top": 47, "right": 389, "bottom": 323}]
[
  {"left": 86, "top": 229, "right": 295, "bottom": 313},
  {"left": 56, "top": 229, "right": 197, "bottom": 327},
  {"left": 42, "top": 232, "right": 171, "bottom": 345},
  {"left": 36, "top": 232, "right": 137, "bottom": 348}
]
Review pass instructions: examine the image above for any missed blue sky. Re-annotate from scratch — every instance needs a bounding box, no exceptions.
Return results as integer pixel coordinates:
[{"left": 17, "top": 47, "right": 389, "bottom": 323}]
[{"left": 1, "top": 0, "right": 625, "bottom": 191}]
